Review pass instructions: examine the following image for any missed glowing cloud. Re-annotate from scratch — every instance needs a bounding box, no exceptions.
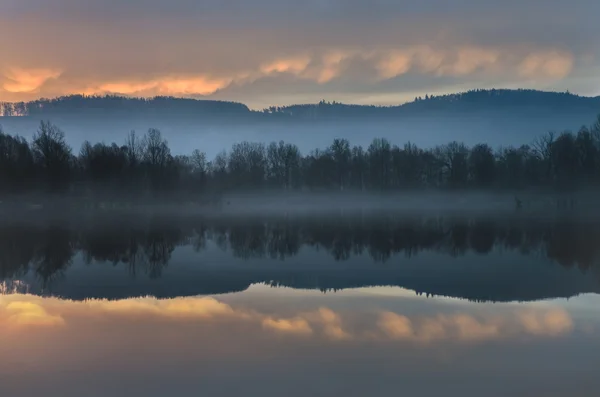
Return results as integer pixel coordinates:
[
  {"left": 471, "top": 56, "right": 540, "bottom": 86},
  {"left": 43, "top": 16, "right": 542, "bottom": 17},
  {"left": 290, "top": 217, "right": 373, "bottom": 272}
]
[
  {"left": 2, "top": 68, "right": 62, "bottom": 93},
  {"left": 83, "top": 76, "right": 231, "bottom": 97},
  {"left": 437, "top": 47, "right": 501, "bottom": 76},
  {"left": 377, "top": 51, "right": 413, "bottom": 80},
  {"left": 518, "top": 51, "right": 574, "bottom": 79},
  {"left": 260, "top": 55, "right": 312, "bottom": 75}
]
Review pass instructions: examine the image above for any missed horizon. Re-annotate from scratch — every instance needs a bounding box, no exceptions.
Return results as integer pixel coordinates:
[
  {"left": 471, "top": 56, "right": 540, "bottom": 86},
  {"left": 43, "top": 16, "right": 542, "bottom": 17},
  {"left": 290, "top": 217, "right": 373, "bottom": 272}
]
[{"left": 0, "top": 87, "right": 597, "bottom": 112}]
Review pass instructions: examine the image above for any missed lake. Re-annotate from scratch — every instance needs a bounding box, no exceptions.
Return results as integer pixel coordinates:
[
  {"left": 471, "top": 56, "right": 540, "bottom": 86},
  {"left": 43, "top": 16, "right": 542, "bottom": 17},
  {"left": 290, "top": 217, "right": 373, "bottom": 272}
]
[{"left": 1, "top": 212, "right": 599, "bottom": 397}]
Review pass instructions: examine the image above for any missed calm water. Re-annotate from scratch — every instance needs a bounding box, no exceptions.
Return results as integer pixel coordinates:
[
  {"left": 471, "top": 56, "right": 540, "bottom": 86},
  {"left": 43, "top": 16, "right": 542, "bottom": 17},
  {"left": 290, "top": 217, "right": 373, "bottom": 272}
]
[{"left": 1, "top": 212, "right": 600, "bottom": 397}]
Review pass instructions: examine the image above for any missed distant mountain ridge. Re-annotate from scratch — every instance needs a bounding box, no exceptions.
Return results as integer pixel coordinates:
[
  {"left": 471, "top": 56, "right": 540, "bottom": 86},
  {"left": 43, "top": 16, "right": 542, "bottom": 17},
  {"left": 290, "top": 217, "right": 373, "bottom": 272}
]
[{"left": 2, "top": 89, "right": 599, "bottom": 120}]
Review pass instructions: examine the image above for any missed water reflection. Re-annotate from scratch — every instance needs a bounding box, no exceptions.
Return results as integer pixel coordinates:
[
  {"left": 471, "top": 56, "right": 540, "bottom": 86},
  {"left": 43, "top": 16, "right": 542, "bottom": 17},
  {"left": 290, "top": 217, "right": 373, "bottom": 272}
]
[
  {"left": 1, "top": 213, "right": 600, "bottom": 301},
  {"left": 2, "top": 213, "right": 600, "bottom": 396},
  {"left": 1, "top": 285, "right": 599, "bottom": 397}
]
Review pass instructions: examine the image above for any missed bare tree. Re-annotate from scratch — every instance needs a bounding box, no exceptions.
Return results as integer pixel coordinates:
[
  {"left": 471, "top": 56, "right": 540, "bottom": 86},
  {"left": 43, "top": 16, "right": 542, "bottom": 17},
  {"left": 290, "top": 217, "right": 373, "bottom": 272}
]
[{"left": 31, "top": 121, "right": 72, "bottom": 191}]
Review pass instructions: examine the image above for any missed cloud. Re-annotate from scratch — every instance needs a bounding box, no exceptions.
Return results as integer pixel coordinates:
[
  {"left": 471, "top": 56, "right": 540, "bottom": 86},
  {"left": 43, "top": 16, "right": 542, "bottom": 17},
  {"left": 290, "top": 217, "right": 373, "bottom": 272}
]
[
  {"left": 2, "top": 68, "right": 62, "bottom": 93},
  {"left": 260, "top": 55, "right": 312, "bottom": 75},
  {"left": 518, "top": 51, "right": 575, "bottom": 80},
  {"left": 82, "top": 76, "right": 231, "bottom": 97},
  {"left": 4, "top": 45, "right": 572, "bottom": 104}
]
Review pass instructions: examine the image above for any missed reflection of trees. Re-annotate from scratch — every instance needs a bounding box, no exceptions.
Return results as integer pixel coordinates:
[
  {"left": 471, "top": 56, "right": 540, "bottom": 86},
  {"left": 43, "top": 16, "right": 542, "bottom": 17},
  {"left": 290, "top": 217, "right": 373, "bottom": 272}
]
[
  {"left": 140, "top": 222, "right": 182, "bottom": 278},
  {"left": 0, "top": 226, "right": 38, "bottom": 279},
  {"left": 33, "top": 226, "right": 74, "bottom": 288},
  {"left": 267, "top": 221, "right": 301, "bottom": 260},
  {"left": 1, "top": 215, "right": 600, "bottom": 284},
  {"left": 228, "top": 222, "right": 268, "bottom": 259},
  {"left": 78, "top": 218, "right": 183, "bottom": 279},
  {"left": 545, "top": 221, "right": 600, "bottom": 269}
]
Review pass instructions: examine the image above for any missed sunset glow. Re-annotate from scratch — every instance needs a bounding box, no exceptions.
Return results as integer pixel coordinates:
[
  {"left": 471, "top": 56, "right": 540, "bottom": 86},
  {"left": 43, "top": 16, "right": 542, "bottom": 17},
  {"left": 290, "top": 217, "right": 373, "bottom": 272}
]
[{"left": 0, "top": 0, "right": 596, "bottom": 107}]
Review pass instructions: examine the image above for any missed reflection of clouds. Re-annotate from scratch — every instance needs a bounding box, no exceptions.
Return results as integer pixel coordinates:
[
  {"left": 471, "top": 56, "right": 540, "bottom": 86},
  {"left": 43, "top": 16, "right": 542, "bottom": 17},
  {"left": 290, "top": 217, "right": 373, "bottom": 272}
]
[
  {"left": 516, "top": 310, "right": 573, "bottom": 336},
  {"left": 314, "top": 308, "right": 352, "bottom": 341},
  {"left": 0, "top": 294, "right": 575, "bottom": 343},
  {"left": 3, "top": 301, "right": 64, "bottom": 328},
  {"left": 378, "top": 309, "right": 573, "bottom": 343},
  {"left": 86, "top": 296, "right": 239, "bottom": 319},
  {"left": 262, "top": 317, "right": 313, "bottom": 335}
]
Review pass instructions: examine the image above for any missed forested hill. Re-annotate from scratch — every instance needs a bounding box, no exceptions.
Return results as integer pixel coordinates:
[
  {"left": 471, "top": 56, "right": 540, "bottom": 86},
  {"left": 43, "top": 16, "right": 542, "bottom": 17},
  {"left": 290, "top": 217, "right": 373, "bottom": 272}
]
[
  {"left": 1, "top": 89, "right": 599, "bottom": 121},
  {"left": 264, "top": 89, "right": 600, "bottom": 120},
  {"left": 0, "top": 95, "right": 251, "bottom": 119}
]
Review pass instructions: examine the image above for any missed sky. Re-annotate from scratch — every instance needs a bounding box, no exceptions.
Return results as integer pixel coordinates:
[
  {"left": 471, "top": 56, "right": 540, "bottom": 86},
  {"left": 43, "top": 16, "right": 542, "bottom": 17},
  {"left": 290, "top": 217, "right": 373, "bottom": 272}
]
[{"left": 0, "top": 0, "right": 599, "bottom": 109}]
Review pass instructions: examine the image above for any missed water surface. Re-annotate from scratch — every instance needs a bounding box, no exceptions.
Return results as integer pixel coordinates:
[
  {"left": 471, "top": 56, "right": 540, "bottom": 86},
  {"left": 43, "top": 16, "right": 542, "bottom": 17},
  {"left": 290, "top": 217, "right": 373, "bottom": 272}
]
[{"left": 1, "top": 213, "right": 599, "bottom": 397}]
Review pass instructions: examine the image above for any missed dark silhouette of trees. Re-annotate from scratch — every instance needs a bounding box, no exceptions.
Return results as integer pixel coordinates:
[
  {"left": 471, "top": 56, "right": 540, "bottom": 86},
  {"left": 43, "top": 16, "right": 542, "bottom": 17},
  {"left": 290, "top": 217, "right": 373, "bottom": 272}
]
[
  {"left": 31, "top": 121, "right": 72, "bottom": 192},
  {"left": 436, "top": 141, "right": 469, "bottom": 188},
  {"left": 266, "top": 141, "right": 301, "bottom": 190},
  {"left": 0, "top": 127, "right": 35, "bottom": 193},
  {"left": 367, "top": 138, "right": 392, "bottom": 190},
  {"left": 0, "top": 115, "right": 600, "bottom": 199},
  {"left": 330, "top": 138, "right": 352, "bottom": 190},
  {"left": 228, "top": 142, "right": 267, "bottom": 189},
  {"left": 469, "top": 144, "right": 495, "bottom": 187}
]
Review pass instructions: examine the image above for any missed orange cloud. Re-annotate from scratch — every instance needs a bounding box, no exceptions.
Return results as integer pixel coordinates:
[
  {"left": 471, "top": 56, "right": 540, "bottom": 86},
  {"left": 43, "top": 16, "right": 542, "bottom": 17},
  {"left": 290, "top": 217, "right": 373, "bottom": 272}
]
[
  {"left": 373, "top": 45, "right": 574, "bottom": 81},
  {"left": 518, "top": 50, "right": 574, "bottom": 79},
  {"left": 438, "top": 47, "right": 501, "bottom": 76},
  {"left": 83, "top": 76, "right": 231, "bottom": 97},
  {"left": 260, "top": 55, "right": 312, "bottom": 75},
  {"left": 377, "top": 51, "right": 413, "bottom": 80},
  {"left": 2, "top": 68, "right": 62, "bottom": 93}
]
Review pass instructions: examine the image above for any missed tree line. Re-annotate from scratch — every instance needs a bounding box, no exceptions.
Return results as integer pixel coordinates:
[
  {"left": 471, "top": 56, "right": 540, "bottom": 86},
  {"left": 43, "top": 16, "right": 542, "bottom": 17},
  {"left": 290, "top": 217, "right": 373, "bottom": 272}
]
[{"left": 1, "top": 116, "right": 600, "bottom": 199}]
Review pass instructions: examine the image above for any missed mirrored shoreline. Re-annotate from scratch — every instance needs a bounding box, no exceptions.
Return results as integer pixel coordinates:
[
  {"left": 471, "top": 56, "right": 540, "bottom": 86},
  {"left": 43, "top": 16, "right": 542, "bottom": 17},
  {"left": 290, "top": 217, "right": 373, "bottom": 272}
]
[{"left": 1, "top": 212, "right": 599, "bottom": 302}]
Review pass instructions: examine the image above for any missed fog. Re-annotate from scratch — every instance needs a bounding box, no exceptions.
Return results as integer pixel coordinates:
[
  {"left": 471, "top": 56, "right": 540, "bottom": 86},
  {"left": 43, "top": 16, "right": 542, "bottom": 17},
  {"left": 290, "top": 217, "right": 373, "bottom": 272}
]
[
  {"left": 0, "top": 112, "right": 592, "bottom": 158},
  {"left": 2, "top": 190, "right": 599, "bottom": 221}
]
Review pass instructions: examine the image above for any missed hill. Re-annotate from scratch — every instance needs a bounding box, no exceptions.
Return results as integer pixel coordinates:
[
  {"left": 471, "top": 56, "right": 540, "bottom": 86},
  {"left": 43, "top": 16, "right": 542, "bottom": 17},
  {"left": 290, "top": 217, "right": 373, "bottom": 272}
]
[
  {"left": 0, "top": 94, "right": 251, "bottom": 119},
  {"left": 266, "top": 89, "right": 600, "bottom": 120},
  {"left": 1, "top": 89, "right": 599, "bottom": 121}
]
